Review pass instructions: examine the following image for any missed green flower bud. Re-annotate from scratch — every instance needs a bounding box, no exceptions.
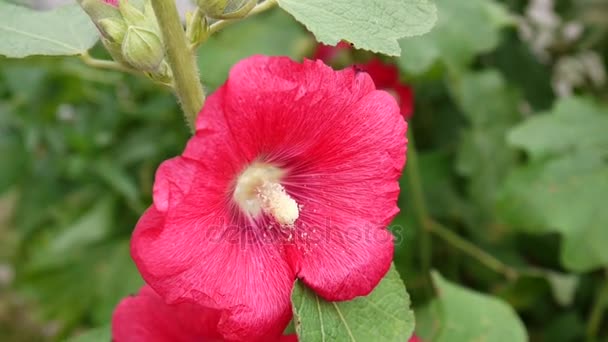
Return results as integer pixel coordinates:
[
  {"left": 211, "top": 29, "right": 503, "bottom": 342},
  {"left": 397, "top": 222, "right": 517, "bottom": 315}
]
[
  {"left": 121, "top": 26, "right": 164, "bottom": 71},
  {"left": 186, "top": 10, "right": 209, "bottom": 47},
  {"left": 98, "top": 17, "right": 128, "bottom": 43},
  {"left": 118, "top": 0, "right": 145, "bottom": 26},
  {"left": 197, "top": 0, "right": 256, "bottom": 19}
]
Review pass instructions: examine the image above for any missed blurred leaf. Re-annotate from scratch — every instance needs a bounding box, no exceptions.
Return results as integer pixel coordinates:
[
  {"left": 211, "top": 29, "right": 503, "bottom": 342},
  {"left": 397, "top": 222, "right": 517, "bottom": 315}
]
[
  {"left": 499, "top": 153, "right": 608, "bottom": 271},
  {"left": 398, "top": 0, "right": 512, "bottom": 74},
  {"left": 92, "top": 241, "right": 143, "bottom": 325},
  {"left": 0, "top": 131, "right": 25, "bottom": 193},
  {"left": 500, "top": 97, "right": 608, "bottom": 271},
  {"left": 66, "top": 325, "right": 110, "bottom": 342},
  {"left": 453, "top": 70, "right": 520, "bottom": 223},
  {"left": 198, "top": 9, "right": 307, "bottom": 90},
  {"left": 49, "top": 198, "right": 113, "bottom": 255},
  {"left": 94, "top": 159, "right": 144, "bottom": 212},
  {"left": 417, "top": 271, "right": 528, "bottom": 342},
  {"left": 0, "top": 3, "right": 99, "bottom": 58},
  {"left": 277, "top": 0, "right": 437, "bottom": 56},
  {"left": 508, "top": 97, "right": 608, "bottom": 159},
  {"left": 292, "top": 265, "right": 414, "bottom": 341}
]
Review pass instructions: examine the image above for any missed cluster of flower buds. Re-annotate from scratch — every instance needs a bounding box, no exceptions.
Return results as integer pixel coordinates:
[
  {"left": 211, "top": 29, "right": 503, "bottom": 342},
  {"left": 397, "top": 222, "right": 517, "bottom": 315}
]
[{"left": 78, "top": 0, "right": 171, "bottom": 84}]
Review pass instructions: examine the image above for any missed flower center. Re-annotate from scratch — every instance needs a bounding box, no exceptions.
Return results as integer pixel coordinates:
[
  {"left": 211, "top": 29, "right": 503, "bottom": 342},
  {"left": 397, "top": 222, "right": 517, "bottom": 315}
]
[{"left": 233, "top": 162, "right": 299, "bottom": 226}]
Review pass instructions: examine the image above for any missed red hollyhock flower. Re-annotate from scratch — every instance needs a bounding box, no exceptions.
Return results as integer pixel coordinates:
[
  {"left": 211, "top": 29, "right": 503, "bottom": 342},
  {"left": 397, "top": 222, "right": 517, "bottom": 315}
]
[
  {"left": 112, "top": 285, "right": 297, "bottom": 342},
  {"left": 313, "top": 43, "right": 414, "bottom": 120},
  {"left": 131, "top": 56, "right": 407, "bottom": 341},
  {"left": 104, "top": 0, "right": 118, "bottom": 6}
]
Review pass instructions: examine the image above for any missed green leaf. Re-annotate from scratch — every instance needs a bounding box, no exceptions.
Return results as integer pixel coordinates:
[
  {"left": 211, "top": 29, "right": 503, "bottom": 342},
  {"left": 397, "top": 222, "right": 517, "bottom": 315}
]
[
  {"left": 499, "top": 153, "right": 608, "bottom": 271},
  {"left": 500, "top": 97, "right": 608, "bottom": 271},
  {"left": 66, "top": 324, "right": 110, "bottom": 342},
  {"left": 277, "top": 0, "right": 437, "bottom": 56},
  {"left": 0, "top": 3, "right": 99, "bottom": 58},
  {"left": 198, "top": 9, "right": 307, "bottom": 90},
  {"left": 398, "top": 0, "right": 512, "bottom": 74},
  {"left": 418, "top": 271, "right": 527, "bottom": 342},
  {"left": 507, "top": 97, "right": 608, "bottom": 159},
  {"left": 291, "top": 265, "right": 414, "bottom": 341}
]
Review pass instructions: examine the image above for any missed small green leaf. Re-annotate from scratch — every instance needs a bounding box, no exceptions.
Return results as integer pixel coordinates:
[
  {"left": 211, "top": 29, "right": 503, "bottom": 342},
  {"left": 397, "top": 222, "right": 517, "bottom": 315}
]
[
  {"left": 398, "top": 0, "right": 512, "bottom": 74},
  {"left": 418, "top": 271, "right": 527, "bottom": 342},
  {"left": 0, "top": 3, "right": 99, "bottom": 58},
  {"left": 66, "top": 324, "right": 110, "bottom": 342},
  {"left": 277, "top": 0, "right": 437, "bottom": 56},
  {"left": 292, "top": 265, "right": 414, "bottom": 342}
]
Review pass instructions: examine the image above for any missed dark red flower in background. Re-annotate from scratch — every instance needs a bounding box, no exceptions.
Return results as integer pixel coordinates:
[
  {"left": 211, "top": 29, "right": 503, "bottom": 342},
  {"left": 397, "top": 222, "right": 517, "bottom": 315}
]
[
  {"left": 314, "top": 43, "right": 414, "bottom": 120},
  {"left": 312, "top": 41, "right": 351, "bottom": 61},
  {"left": 112, "top": 285, "right": 297, "bottom": 342},
  {"left": 355, "top": 59, "right": 414, "bottom": 120},
  {"left": 131, "top": 56, "right": 407, "bottom": 341}
]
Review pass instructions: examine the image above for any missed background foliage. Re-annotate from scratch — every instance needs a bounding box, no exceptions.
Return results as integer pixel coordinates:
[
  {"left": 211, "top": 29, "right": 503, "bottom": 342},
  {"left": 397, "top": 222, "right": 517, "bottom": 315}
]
[{"left": 0, "top": 0, "right": 607, "bottom": 341}]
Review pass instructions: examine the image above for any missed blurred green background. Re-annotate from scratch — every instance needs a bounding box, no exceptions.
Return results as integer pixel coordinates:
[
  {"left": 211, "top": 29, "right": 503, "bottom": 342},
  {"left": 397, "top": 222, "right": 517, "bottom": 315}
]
[{"left": 1, "top": 0, "right": 608, "bottom": 341}]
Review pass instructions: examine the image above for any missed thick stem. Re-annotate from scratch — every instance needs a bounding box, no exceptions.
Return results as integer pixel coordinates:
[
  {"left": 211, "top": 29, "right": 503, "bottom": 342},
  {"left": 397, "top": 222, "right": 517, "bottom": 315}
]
[{"left": 151, "top": 0, "right": 205, "bottom": 131}]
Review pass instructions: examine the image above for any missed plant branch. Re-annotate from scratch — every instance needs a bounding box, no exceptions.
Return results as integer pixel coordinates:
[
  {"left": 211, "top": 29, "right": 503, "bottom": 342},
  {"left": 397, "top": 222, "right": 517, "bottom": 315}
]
[
  {"left": 151, "top": 0, "right": 205, "bottom": 132},
  {"left": 79, "top": 52, "right": 137, "bottom": 75},
  {"left": 427, "top": 220, "right": 519, "bottom": 280},
  {"left": 587, "top": 270, "right": 608, "bottom": 341},
  {"left": 208, "top": 0, "right": 278, "bottom": 35}
]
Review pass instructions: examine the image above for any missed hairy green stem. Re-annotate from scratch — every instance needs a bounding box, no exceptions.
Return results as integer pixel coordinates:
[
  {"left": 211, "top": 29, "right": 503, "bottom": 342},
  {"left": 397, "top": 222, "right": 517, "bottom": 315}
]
[
  {"left": 151, "top": 0, "right": 205, "bottom": 132},
  {"left": 208, "top": 0, "right": 278, "bottom": 35}
]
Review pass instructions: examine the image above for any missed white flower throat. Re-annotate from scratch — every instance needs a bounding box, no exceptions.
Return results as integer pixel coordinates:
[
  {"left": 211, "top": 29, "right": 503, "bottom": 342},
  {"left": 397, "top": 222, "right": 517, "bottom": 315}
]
[{"left": 233, "top": 162, "right": 299, "bottom": 226}]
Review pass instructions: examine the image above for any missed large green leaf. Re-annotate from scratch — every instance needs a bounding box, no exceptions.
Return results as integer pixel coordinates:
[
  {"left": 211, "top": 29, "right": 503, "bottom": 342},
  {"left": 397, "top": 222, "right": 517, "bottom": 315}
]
[
  {"left": 277, "top": 0, "right": 437, "bottom": 56},
  {"left": 398, "top": 0, "right": 512, "bottom": 74},
  {"left": 417, "top": 271, "right": 527, "bottom": 342},
  {"left": 291, "top": 265, "right": 414, "bottom": 341},
  {"left": 198, "top": 9, "right": 307, "bottom": 90},
  {"left": 500, "top": 97, "right": 608, "bottom": 271},
  {"left": 0, "top": 2, "right": 99, "bottom": 58}
]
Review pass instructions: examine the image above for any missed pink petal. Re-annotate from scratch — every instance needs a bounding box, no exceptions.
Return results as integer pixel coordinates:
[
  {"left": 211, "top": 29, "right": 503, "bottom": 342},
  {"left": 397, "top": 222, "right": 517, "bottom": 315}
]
[{"left": 112, "top": 285, "right": 221, "bottom": 342}]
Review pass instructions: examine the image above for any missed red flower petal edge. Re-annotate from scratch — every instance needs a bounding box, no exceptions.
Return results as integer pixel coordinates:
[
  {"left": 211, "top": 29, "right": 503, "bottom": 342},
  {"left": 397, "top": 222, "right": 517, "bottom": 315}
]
[
  {"left": 408, "top": 334, "right": 422, "bottom": 342},
  {"left": 131, "top": 55, "right": 407, "bottom": 341},
  {"left": 112, "top": 285, "right": 297, "bottom": 342}
]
